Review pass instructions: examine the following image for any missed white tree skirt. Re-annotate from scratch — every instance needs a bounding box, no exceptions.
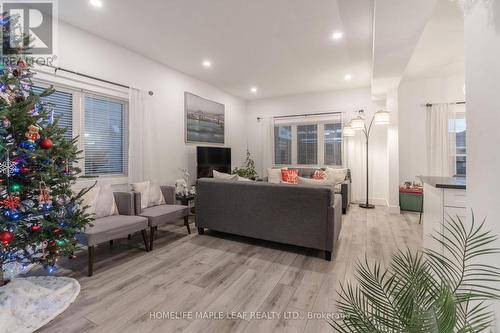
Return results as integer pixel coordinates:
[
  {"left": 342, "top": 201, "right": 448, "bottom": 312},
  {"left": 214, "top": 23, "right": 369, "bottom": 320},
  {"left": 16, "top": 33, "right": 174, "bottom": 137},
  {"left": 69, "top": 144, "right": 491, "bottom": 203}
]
[{"left": 0, "top": 276, "right": 80, "bottom": 333}]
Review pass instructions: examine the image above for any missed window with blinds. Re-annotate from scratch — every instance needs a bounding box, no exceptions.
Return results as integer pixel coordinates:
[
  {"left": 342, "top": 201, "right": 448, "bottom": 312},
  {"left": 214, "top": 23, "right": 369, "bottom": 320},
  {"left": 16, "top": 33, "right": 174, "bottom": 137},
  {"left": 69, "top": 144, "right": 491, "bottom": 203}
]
[
  {"left": 297, "top": 124, "right": 318, "bottom": 165},
  {"left": 274, "top": 125, "right": 292, "bottom": 165},
  {"left": 324, "top": 122, "right": 342, "bottom": 165},
  {"left": 33, "top": 86, "right": 73, "bottom": 139},
  {"left": 84, "top": 96, "right": 127, "bottom": 176},
  {"left": 273, "top": 115, "right": 343, "bottom": 167}
]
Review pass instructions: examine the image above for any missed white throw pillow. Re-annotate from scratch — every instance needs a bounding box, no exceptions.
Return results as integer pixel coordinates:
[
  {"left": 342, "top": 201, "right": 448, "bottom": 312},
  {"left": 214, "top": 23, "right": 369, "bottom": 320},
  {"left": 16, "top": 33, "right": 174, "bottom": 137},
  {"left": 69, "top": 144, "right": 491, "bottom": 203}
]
[
  {"left": 325, "top": 167, "right": 347, "bottom": 185},
  {"left": 148, "top": 183, "right": 166, "bottom": 207},
  {"left": 131, "top": 181, "right": 150, "bottom": 210},
  {"left": 94, "top": 184, "right": 118, "bottom": 219},
  {"left": 213, "top": 170, "right": 238, "bottom": 180},
  {"left": 298, "top": 176, "right": 334, "bottom": 186},
  {"left": 81, "top": 186, "right": 100, "bottom": 215},
  {"left": 267, "top": 167, "right": 287, "bottom": 184}
]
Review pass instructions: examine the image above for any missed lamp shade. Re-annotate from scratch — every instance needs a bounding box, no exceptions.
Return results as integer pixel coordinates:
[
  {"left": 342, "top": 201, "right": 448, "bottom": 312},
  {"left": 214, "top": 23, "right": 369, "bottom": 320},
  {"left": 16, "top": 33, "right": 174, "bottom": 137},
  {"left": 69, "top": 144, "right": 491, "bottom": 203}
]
[
  {"left": 350, "top": 116, "right": 365, "bottom": 130},
  {"left": 343, "top": 125, "right": 355, "bottom": 137},
  {"left": 374, "top": 110, "right": 390, "bottom": 125}
]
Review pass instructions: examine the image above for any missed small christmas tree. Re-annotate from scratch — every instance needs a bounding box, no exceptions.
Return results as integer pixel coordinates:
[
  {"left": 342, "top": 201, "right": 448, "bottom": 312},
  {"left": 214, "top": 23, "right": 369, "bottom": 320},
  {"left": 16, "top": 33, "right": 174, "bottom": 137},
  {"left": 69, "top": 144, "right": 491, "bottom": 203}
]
[
  {"left": 232, "top": 149, "right": 258, "bottom": 180},
  {"left": 0, "top": 15, "right": 92, "bottom": 284}
]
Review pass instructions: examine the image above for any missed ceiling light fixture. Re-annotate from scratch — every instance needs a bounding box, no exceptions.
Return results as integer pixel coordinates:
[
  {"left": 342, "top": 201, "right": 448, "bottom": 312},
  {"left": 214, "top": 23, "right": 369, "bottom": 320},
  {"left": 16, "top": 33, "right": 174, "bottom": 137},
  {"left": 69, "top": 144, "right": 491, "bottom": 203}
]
[
  {"left": 344, "top": 74, "right": 352, "bottom": 81},
  {"left": 332, "top": 32, "right": 344, "bottom": 40},
  {"left": 202, "top": 60, "right": 212, "bottom": 68},
  {"left": 89, "top": 0, "right": 103, "bottom": 7},
  {"left": 251, "top": 87, "right": 258, "bottom": 93}
]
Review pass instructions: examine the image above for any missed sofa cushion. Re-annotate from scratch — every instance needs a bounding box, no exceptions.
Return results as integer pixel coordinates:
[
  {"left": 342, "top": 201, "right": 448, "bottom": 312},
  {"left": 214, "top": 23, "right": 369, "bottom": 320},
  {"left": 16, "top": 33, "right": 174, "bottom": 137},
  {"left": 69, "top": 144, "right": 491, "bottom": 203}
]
[
  {"left": 94, "top": 184, "right": 118, "bottom": 219},
  {"left": 298, "top": 176, "right": 334, "bottom": 187},
  {"left": 281, "top": 169, "right": 299, "bottom": 184},
  {"left": 325, "top": 167, "right": 347, "bottom": 184},
  {"left": 131, "top": 181, "right": 150, "bottom": 209},
  {"left": 267, "top": 167, "right": 286, "bottom": 184},
  {"left": 213, "top": 170, "right": 238, "bottom": 180},
  {"left": 140, "top": 205, "right": 189, "bottom": 227},
  {"left": 312, "top": 169, "right": 327, "bottom": 180},
  {"left": 76, "top": 215, "right": 148, "bottom": 246}
]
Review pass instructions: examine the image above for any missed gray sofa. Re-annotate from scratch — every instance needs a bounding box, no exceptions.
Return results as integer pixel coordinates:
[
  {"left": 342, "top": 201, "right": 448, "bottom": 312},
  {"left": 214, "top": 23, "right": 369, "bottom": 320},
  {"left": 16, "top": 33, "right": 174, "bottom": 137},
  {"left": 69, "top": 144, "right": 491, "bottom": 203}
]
[
  {"left": 265, "top": 168, "right": 351, "bottom": 214},
  {"left": 195, "top": 178, "right": 342, "bottom": 260}
]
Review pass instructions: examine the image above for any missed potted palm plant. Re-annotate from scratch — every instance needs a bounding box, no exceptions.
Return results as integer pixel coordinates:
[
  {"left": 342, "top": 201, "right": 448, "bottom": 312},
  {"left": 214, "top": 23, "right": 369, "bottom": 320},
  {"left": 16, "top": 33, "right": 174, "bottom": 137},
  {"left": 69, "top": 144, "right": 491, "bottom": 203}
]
[{"left": 331, "top": 214, "right": 500, "bottom": 332}]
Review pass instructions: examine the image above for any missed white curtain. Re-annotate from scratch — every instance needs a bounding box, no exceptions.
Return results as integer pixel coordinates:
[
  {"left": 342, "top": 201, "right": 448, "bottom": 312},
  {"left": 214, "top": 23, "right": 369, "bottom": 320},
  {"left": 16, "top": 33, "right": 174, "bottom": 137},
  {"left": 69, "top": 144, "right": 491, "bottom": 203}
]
[
  {"left": 260, "top": 117, "right": 274, "bottom": 176},
  {"left": 128, "top": 89, "right": 153, "bottom": 182},
  {"left": 345, "top": 133, "right": 366, "bottom": 203},
  {"left": 426, "top": 104, "right": 454, "bottom": 177}
]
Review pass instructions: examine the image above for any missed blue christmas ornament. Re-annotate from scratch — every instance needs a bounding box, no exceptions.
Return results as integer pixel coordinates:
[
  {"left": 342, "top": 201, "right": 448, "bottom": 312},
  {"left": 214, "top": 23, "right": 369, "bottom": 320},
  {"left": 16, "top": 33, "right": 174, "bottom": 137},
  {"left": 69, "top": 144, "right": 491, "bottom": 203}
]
[
  {"left": 0, "top": 83, "right": 6, "bottom": 92},
  {"left": 4, "top": 209, "right": 21, "bottom": 221},
  {"left": 20, "top": 140, "right": 36, "bottom": 151}
]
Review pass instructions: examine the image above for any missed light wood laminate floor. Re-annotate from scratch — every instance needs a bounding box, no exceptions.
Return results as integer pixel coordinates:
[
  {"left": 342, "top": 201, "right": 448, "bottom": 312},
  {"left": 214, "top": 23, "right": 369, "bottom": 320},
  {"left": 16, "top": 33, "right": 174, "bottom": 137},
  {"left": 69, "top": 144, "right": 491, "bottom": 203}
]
[{"left": 36, "top": 206, "right": 422, "bottom": 333}]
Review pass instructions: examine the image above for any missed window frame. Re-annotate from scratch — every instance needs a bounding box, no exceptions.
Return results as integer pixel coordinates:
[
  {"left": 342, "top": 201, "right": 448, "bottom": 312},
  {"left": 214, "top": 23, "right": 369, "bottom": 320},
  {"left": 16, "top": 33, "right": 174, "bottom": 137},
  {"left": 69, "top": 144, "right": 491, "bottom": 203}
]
[
  {"left": 32, "top": 80, "right": 130, "bottom": 179},
  {"left": 451, "top": 109, "right": 466, "bottom": 176},
  {"left": 273, "top": 116, "right": 344, "bottom": 168}
]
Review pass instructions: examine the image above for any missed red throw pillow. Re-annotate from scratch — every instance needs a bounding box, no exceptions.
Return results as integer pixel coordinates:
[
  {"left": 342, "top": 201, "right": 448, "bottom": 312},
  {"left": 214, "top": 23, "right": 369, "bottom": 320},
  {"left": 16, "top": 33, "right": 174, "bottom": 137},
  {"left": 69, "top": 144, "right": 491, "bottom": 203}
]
[
  {"left": 312, "top": 169, "right": 327, "bottom": 180},
  {"left": 281, "top": 169, "right": 299, "bottom": 184}
]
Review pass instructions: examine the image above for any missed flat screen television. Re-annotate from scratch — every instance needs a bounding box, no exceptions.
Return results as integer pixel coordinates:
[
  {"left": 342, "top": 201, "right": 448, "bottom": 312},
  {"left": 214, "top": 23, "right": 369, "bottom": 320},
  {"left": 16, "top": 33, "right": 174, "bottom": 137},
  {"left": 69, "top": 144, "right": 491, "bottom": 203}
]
[{"left": 197, "top": 146, "right": 231, "bottom": 178}]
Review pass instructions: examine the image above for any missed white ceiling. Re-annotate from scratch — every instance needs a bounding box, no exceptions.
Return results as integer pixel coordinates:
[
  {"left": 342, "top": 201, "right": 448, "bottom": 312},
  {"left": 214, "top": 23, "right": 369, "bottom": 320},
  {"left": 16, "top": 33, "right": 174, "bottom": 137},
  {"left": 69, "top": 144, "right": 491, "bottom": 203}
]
[
  {"left": 58, "top": 0, "right": 374, "bottom": 100},
  {"left": 371, "top": 0, "right": 437, "bottom": 100},
  {"left": 403, "top": 0, "right": 464, "bottom": 80}
]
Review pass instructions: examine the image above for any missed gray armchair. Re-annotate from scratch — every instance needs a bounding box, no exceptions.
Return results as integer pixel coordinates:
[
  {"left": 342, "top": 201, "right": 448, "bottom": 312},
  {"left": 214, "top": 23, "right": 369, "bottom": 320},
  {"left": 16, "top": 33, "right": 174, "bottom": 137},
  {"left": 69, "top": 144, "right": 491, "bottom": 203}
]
[
  {"left": 133, "top": 186, "right": 190, "bottom": 250},
  {"left": 76, "top": 192, "right": 149, "bottom": 277}
]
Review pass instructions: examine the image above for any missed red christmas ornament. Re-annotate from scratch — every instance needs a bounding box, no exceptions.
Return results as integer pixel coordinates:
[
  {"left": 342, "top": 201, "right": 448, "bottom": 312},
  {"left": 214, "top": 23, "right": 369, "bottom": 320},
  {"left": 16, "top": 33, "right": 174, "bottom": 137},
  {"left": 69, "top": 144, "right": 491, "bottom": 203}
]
[
  {"left": 1, "top": 195, "right": 20, "bottom": 210},
  {"left": 32, "top": 225, "right": 41, "bottom": 232},
  {"left": 0, "top": 231, "right": 14, "bottom": 246},
  {"left": 20, "top": 166, "right": 29, "bottom": 174},
  {"left": 17, "top": 58, "right": 28, "bottom": 69},
  {"left": 40, "top": 138, "right": 53, "bottom": 149}
]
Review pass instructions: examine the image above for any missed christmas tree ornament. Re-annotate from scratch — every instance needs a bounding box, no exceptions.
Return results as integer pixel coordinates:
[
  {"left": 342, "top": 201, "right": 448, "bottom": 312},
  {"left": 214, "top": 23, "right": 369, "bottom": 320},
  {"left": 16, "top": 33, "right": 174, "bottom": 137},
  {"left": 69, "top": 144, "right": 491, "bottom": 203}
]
[
  {"left": 39, "top": 137, "right": 53, "bottom": 149},
  {"left": 25, "top": 124, "right": 41, "bottom": 142},
  {"left": 31, "top": 224, "right": 41, "bottom": 232},
  {"left": 1, "top": 195, "right": 20, "bottom": 209},
  {"left": 4, "top": 209, "right": 21, "bottom": 221},
  {"left": 20, "top": 140, "right": 36, "bottom": 151},
  {"left": 0, "top": 156, "right": 18, "bottom": 177},
  {"left": 17, "top": 58, "right": 28, "bottom": 69},
  {"left": 12, "top": 69, "right": 20, "bottom": 77},
  {"left": 0, "top": 230, "right": 13, "bottom": 245},
  {"left": 38, "top": 181, "right": 52, "bottom": 204},
  {"left": 20, "top": 166, "right": 29, "bottom": 174}
]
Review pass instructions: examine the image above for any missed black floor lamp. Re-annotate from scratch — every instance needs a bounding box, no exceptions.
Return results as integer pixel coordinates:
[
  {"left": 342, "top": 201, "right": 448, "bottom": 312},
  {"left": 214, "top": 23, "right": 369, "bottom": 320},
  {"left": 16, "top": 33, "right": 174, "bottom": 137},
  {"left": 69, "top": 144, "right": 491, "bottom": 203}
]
[{"left": 344, "top": 110, "right": 390, "bottom": 209}]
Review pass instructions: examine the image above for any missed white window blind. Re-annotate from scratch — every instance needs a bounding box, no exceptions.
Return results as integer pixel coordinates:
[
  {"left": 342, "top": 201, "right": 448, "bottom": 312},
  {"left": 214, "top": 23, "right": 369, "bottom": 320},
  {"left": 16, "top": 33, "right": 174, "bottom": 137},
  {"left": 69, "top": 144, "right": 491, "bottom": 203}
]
[
  {"left": 274, "top": 125, "right": 292, "bottom": 165},
  {"left": 273, "top": 114, "right": 342, "bottom": 167},
  {"left": 33, "top": 86, "right": 73, "bottom": 139},
  {"left": 84, "top": 95, "right": 127, "bottom": 176}
]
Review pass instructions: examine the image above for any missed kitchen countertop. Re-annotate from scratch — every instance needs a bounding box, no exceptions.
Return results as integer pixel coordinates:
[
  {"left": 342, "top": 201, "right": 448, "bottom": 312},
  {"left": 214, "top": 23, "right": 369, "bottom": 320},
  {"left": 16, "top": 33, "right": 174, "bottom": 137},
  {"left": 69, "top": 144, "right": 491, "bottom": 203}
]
[{"left": 419, "top": 176, "right": 466, "bottom": 190}]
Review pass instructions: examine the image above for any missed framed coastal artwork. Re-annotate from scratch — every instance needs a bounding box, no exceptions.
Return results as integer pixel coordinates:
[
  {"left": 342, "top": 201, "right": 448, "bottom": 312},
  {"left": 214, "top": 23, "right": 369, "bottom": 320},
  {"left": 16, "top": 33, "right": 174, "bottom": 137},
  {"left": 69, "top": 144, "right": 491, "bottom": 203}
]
[{"left": 184, "top": 92, "right": 225, "bottom": 144}]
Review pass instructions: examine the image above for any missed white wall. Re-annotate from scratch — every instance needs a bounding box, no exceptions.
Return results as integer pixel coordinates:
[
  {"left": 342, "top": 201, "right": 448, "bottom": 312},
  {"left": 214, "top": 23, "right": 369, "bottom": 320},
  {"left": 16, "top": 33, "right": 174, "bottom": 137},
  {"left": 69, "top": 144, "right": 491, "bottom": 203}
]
[
  {"left": 398, "top": 74, "right": 465, "bottom": 183},
  {"left": 386, "top": 88, "right": 400, "bottom": 211},
  {"left": 51, "top": 22, "right": 247, "bottom": 187},
  {"left": 464, "top": 0, "right": 500, "bottom": 323},
  {"left": 246, "top": 88, "right": 389, "bottom": 205}
]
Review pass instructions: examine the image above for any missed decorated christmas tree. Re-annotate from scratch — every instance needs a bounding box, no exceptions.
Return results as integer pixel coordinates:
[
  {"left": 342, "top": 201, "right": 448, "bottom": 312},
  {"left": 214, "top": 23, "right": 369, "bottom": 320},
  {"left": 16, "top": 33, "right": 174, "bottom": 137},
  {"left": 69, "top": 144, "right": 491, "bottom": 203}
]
[{"left": 0, "top": 15, "right": 92, "bottom": 285}]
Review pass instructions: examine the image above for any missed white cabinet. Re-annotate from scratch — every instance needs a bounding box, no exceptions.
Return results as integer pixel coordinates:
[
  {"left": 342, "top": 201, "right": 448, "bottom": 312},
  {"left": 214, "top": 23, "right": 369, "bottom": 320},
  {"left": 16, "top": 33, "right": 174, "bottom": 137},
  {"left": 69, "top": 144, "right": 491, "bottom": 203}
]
[{"left": 423, "top": 185, "right": 467, "bottom": 254}]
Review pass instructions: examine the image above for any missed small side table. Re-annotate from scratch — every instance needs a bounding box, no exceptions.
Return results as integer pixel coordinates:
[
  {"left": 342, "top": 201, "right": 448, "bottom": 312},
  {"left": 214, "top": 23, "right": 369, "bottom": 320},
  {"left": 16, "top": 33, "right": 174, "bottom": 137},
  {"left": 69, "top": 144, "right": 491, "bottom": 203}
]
[{"left": 176, "top": 194, "right": 196, "bottom": 215}]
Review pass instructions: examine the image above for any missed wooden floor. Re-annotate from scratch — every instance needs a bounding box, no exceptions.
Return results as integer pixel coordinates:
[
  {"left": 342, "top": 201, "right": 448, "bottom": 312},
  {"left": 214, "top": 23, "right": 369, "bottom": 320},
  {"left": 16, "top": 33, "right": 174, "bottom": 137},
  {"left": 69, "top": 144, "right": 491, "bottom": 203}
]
[{"left": 36, "top": 206, "right": 422, "bottom": 333}]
